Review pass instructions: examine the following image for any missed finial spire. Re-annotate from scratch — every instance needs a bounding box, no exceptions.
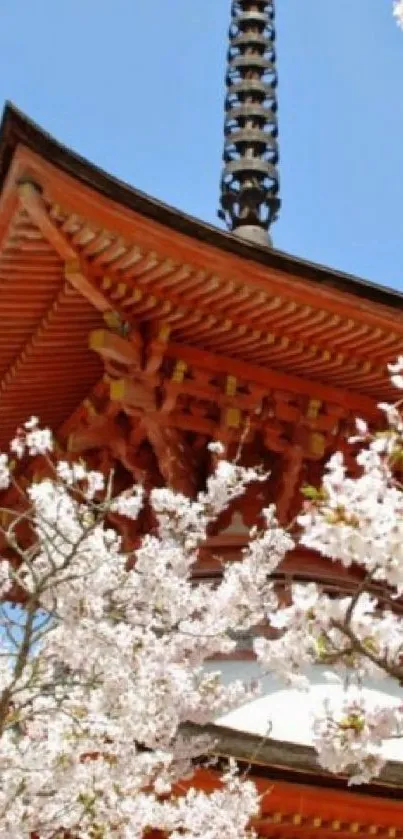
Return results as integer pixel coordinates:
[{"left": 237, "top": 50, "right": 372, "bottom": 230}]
[{"left": 218, "top": 0, "right": 280, "bottom": 246}]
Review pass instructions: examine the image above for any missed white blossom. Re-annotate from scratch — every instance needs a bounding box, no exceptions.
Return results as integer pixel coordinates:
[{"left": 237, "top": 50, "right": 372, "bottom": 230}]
[
  {"left": 312, "top": 692, "right": 403, "bottom": 784},
  {"left": 10, "top": 417, "right": 53, "bottom": 459},
  {"left": 208, "top": 441, "right": 225, "bottom": 456},
  {"left": 3, "top": 352, "right": 403, "bottom": 832},
  {"left": 111, "top": 486, "right": 144, "bottom": 519},
  {"left": 0, "top": 435, "right": 276, "bottom": 837},
  {"left": 0, "top": 454, "right": 10, "bottom": 490},
  {"left": 393, "top": 0, "right": 403, "bottom": 29},
  {"left": 355, "top": 417, "right": 368, "bottom": 436}
]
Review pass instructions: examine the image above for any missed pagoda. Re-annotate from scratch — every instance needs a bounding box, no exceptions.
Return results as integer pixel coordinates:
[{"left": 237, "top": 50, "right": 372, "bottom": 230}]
[{"left": 1, "top": 0, "right": 403, "bottom": 832}]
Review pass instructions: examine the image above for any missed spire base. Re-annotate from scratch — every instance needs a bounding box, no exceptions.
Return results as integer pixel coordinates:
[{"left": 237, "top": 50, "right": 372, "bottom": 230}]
[{"left": 233, "top": 225, "right": 272, "bottom": 247}]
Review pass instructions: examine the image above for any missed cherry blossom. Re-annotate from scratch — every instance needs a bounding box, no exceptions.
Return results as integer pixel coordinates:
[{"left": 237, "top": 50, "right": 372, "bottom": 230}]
[
  {"left": 0, "top": 426, "right": 278, "bottom": 838},
  {"left": 3, "top": 353, "right": 403, "bottom": 835},
  {"left": 0, "top": 455, "right": 10, "bottom": 491},
  {"left": 313, "top": 692, "right": 403, "bottom": 784}
]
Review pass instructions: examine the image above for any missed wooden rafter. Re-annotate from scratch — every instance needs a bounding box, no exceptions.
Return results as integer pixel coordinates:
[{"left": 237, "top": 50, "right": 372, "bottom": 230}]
[
  {"left": 4, "top": 173, "right": 399, "bottom": 400},
  {"left": 0, "top": 280, "right": 70, "bottom": 395},
  {"left": 18, "top": 183, "right": 110, "bottom": 313},
  {"left": 0, "top": 166, "right": 394, "bottom": 415}
]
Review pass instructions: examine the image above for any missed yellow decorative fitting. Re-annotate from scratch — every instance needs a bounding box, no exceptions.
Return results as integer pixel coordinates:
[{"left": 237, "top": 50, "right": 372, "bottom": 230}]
[
  {"left": 266, "top": 333, "right": 275, "bottom": 345},
  {"left": 222, "top": 319, "right": 233, "bottom": 331},
  {"left": 18, "top": 182, "right": 34, "bottom": 199},
  {"left": 293, "top": 814, "right": 302, "bottom": 825},
  {"left": 388, "top": 830, "right": 396, "bottom": 838},
  {"left": 226, "top": 407, "right": 241, "bottom": 428},
  {"left": 350, "top": 823, "right": 359, "bottom": 833},
  {"left": 306, "top": 399, "right": 322, "bottom": 420},
  {"left": 123, "top": 288, "right": 143, "bottom": 306},
  {"left": 103, "top": 310, "right": 124, "bottom": 331},
  {"left": 332, "top": 821, "right": 341, "bottom": 831},
  {"left": 101, "top": 276, "right": 112, "bottom": 290},
  {"left": 313, "top": 818, "right": 322, "bottom": 828},
  {"left": 112, "top": 282, "right": 127, "bottom": 299},
  {"left": 272, "top": 813, "right": 283, "bottom": 824},
  {"left": 159, "top": 324, "right": 171, "bottom": 341},
  {"left": 110, "top": 379, "right": 126, "bottom": 401},
  {"left": 172, "top": 360, "right": 187, "bottom": 384},
  {"left": 89, "top": 329, "right": 105, "bottom": 350},
  {"left": 368, "top": 827, "right": 378, "bottom": 835},
  {"left": 226, "top": 375, "right": 237, "bottom": 397},
  {"left": 310, "top": 432, "right": 325, "bottom": 457},
  {"left": 322, "top": 350, "right": 331, "bottom": 361}
]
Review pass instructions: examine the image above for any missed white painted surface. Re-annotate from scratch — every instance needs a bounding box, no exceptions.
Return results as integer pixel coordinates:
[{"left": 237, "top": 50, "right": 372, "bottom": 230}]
[{"left": 206, "top": 660, "right": 403, "bottom": 763}]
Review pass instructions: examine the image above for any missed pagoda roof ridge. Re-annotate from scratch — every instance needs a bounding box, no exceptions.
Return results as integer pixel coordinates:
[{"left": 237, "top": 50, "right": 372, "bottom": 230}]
[{"left": 0, "top": 101, "right": 402, "bottom": 313}]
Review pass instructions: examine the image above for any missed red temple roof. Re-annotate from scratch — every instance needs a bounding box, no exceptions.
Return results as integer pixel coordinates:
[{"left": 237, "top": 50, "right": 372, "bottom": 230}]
[
  {"left": 0, "top": 101, "right": 402, "bottom": 564},
  {"left": 0, "top": 101, "right": 402, "bottom": 454}
]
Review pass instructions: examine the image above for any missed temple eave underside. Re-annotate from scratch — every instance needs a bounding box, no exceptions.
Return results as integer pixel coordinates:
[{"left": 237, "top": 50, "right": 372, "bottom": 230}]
[{"left": 1, "top": 133, "right": 403, "bottom": 539}]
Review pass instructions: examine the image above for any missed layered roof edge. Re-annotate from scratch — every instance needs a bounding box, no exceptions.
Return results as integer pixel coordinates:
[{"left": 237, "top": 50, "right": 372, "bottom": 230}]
[
  {"left": 188, "top": 722, "right": 403, "bottom": 796},
  {"left": 0, "top": 101, "right": 401, "bottom": 314}
]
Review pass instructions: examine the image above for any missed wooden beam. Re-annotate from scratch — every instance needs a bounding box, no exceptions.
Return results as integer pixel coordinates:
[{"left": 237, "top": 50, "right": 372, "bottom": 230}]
[
  {"left": 89, "top": 328, "right": 142, "bottom": 369},
  {"left": 110, "top": 377, "right": 156, "bottom": 412},
  {"left": 0, "top": 155, "right": 35, "bottom": 257},
  {"left": 67, "top": 416, "right": 121, "bottom": 453},
  {"left": 165, "top": 342, "right": 380, "bottom": 418},
  {"left": 18, "top": 182, "right": 77, "bottom": 261},
  {"left": 18, "top": 183, "right": 111, "bottom": 313},
  {"left": 144, "top": 324, "right": 171, "bottom": 374},
  {"left": 276, "top": 446, "right": 304, "bottom": 524},
  {"left": 65, "top": 261, "right": 110, "bottom": 313},
  {"left": 146, "top": 421, "right": 198, "bottom": 496}
]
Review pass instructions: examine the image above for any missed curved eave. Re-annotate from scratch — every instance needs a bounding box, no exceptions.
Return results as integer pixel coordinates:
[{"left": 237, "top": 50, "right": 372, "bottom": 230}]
[
  {"left": 1, "top": 101, "right": 402, "bottom": 314},
  {"left": 0, "top": 100, "right": 401, "bottom": 452},
  {"left": 183, "top": 725, "right": 403, "bottom": 839},
  {"left": 186, "top": 722, "right": 403, "bottom": 796}
]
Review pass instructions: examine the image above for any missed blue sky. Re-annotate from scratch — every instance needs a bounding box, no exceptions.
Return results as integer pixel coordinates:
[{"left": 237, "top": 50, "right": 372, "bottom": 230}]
[{"left": 0, "top": 0, "right": 402, "bottom": 288}]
